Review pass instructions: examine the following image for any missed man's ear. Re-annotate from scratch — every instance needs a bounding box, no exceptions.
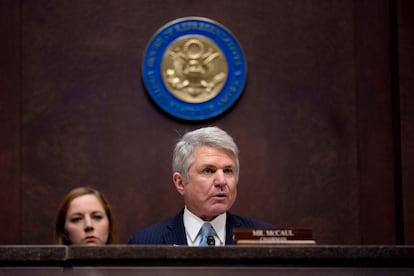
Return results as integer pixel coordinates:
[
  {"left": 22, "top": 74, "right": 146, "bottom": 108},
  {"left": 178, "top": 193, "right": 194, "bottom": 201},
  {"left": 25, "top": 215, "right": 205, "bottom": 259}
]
[{"left": 173, "top": 172, "right": 185, "bottom": 195}]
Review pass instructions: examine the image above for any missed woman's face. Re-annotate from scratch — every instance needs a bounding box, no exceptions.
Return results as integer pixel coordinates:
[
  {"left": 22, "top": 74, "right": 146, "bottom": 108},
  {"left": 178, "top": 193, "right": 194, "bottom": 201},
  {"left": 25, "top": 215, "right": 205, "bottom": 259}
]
[{"left": 64, "top": 194, "right": 109, "bottom": 245}]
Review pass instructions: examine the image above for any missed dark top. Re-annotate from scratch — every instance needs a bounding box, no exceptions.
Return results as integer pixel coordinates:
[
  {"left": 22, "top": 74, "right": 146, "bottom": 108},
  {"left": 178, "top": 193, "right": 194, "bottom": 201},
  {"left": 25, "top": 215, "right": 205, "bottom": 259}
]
[{"left": 128, "top": 209, "right": 273, "bottom": 245}]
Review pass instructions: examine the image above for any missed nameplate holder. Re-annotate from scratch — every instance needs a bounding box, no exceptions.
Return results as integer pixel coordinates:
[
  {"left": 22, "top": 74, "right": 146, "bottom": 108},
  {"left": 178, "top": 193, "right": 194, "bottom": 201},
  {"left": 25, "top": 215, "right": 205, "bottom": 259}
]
[{"left": 233, "top": 228, "right": 316, "bottom": 245}]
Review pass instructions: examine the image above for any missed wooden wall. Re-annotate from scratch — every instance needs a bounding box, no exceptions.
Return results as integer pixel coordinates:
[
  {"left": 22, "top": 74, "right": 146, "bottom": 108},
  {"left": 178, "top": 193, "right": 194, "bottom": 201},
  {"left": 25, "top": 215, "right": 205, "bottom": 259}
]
[
  {"left": 0, "top": 0, "right": 412, "bottom": 245},
  {"left": 398, "top": 0, "right": 414, "bottom": 244}
]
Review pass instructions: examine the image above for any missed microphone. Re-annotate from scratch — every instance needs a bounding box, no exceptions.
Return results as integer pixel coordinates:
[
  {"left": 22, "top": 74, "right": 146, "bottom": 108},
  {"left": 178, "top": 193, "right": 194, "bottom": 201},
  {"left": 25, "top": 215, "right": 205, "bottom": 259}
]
[{"left": 207, "top": 235, "right": 215, "bottom": 246}]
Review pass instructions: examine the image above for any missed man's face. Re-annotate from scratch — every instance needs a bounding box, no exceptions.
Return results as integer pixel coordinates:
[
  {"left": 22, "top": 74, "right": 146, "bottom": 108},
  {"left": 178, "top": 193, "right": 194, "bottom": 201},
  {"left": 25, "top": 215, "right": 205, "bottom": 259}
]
[{"left": 173, "top": 146, "right": 238, "bottom": 221}]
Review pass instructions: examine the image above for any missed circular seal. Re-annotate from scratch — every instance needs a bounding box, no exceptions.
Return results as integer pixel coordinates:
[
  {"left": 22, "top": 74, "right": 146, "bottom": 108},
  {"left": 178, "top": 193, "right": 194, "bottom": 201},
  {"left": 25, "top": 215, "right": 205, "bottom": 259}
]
[{"left": 142, "top": 17, "right": 247, "bottom": 121}]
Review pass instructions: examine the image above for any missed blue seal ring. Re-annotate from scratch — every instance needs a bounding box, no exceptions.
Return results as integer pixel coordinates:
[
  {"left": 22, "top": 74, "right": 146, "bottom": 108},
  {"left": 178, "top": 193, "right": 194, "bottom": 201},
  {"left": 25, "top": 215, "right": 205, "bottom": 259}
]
[{"left": 142, "top": 17, "right": 247, "bottom": 121}]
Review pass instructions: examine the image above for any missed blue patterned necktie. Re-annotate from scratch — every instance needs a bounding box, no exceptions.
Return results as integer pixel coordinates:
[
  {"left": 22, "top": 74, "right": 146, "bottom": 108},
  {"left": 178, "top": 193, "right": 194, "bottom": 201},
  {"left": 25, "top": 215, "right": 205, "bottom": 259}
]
[{"left": 199, "top": 223, "right": 216, "bottom": 246}]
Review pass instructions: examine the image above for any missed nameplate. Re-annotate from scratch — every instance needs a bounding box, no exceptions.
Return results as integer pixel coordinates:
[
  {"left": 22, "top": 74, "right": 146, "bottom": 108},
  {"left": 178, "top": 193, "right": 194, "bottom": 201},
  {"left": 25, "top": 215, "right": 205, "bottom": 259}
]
[{"left": 233, "top": 228, "right": 316, "bottom": 245}]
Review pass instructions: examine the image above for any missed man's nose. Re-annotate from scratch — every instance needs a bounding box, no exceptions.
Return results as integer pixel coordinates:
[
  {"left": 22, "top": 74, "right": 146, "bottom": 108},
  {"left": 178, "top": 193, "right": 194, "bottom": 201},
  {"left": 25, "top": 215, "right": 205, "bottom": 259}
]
[{"left": 214, "top": 170, "right": 226, "bottom": 186}]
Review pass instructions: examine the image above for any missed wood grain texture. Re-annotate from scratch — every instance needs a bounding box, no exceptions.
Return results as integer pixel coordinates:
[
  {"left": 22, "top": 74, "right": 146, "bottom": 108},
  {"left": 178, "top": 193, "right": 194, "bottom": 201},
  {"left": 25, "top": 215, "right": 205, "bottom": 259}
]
[{"left": 0, "top": 0, "right": 411, "bottom": 245}]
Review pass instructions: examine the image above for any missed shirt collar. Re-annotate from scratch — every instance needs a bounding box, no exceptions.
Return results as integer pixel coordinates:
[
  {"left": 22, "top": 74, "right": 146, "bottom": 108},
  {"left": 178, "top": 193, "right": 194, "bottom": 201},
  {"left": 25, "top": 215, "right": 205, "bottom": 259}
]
[{"left": 183, "top": 207, "right": 226, "bottom": 246}]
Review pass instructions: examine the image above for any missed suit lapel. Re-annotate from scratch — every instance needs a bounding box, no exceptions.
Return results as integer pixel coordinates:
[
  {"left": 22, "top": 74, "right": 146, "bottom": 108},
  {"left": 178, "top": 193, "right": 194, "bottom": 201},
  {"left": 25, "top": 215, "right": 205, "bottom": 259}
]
[
  {"left": 163, "top": 209, "right": 188, "bottom": 245},
  {"left": 161, "top": 211, "right": 245, "bottom": 245},
  {"left": 225, "top": 213, "right": 242, "bottom": 245}
]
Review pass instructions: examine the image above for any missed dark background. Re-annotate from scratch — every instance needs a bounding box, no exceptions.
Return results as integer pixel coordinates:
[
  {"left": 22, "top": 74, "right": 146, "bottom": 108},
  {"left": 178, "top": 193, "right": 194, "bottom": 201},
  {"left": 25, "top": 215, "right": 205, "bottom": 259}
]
[{"left": 0, "top": 0, "right": 413, "bottom": 245}]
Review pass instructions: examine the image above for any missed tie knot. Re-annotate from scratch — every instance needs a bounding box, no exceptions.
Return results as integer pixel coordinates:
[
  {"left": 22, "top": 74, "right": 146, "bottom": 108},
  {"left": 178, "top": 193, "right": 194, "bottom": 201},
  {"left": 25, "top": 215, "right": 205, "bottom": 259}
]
[{"left": 199, "top": 223, "right": 215, "bottom": 246}]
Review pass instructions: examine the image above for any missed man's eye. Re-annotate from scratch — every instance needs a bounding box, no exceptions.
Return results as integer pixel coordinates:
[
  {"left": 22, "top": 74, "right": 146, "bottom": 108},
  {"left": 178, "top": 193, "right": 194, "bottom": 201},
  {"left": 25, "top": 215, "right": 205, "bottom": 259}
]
[
  {"left": 203, "top": 168, "right": 215, "bottom": 174},
  {"left": 224, "top": 168, "right": 234, "bottom": 174}
]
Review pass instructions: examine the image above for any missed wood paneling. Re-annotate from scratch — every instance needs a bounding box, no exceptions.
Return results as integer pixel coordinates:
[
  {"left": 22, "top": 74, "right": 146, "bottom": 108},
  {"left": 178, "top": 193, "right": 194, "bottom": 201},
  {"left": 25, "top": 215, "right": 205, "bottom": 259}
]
[
  {"left": 398, "top": 0, "right": 414, "bottom": 244},
  {"left": 355, "top": 0, "right": 397, "bottom": 244},
  {"left": 0, "top": 0, "right": 21, "bottom": 244},
  {"left": 0, "top": 0, "right": 411, "bottom": 245}
]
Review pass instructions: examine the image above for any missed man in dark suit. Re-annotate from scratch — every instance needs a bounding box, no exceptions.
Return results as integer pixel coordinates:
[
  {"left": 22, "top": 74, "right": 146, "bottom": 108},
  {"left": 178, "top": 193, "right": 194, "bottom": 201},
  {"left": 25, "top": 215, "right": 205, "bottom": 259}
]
[{"left": 128, "top": 126, "right": 273, "bottom": 246}]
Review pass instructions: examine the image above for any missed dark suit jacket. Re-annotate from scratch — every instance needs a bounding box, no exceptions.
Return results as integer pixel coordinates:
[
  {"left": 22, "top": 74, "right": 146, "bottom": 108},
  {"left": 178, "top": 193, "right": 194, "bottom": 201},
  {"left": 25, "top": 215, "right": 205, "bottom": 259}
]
[{"left": 128, "top": 209, "right": 273, "bottom": 245}]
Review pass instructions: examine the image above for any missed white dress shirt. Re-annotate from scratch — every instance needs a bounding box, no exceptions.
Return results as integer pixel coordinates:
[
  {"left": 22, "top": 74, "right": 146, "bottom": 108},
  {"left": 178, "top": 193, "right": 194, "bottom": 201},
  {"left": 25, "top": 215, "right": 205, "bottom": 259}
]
[{"left": 183, "top": 206, "right": 226, "bottom": 246}]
